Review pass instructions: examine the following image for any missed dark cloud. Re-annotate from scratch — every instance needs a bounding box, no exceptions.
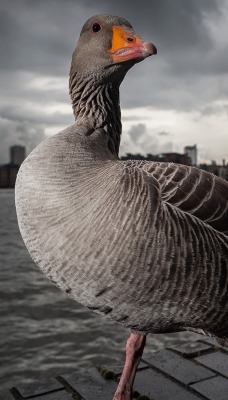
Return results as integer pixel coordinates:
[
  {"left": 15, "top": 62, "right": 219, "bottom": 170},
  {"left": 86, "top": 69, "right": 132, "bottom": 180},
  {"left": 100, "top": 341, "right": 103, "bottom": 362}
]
[
  {"left": 0, "top": 0, "right": 107, "bottom": 74},
  {"left": 0, "top": 0, "right": 227, "bottom": 163},
  {"left": 0, "top": 0, "right": 225, "bottom": 75},
  {"left": 108, "top": 0, "right": 220, "bottom": 47}
]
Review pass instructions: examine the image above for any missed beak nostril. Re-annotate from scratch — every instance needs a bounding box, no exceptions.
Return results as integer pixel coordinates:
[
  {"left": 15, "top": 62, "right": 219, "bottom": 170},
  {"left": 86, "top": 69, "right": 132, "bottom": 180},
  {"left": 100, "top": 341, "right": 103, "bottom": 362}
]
[{"left": 127, "top": 37, "right": 134, "bottom": 42}]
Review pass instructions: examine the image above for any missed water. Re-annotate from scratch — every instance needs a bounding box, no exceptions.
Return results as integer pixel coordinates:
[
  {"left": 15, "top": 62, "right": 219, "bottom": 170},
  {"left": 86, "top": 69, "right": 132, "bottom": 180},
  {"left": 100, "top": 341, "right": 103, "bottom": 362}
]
[{"left": 0, "top": 189, "right": 201, "bottom": 390}]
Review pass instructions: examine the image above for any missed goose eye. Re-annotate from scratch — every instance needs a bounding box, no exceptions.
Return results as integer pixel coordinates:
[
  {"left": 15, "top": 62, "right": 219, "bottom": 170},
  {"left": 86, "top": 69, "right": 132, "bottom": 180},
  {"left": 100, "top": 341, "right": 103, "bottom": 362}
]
[{"left": 92, "top": 23, "right": 101, "bottom": 33}]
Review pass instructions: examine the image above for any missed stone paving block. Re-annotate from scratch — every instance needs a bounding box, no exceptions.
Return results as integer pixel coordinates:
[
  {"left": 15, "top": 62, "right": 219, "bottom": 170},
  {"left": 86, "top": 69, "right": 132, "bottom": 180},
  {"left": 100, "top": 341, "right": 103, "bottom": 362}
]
[
  {"left": 61, "top": 368, "right": 117, "bottom": 400},
  {"left": 200, "top": 338, "right": 223, "bottom": 347},
  {"left": 15, "top": 377, "right": 63, "bottom": 398},
  {"left": 134, "top": 368, "right": 201, "bottom": 400},
  {"left": 191, "top": 375, "right": 228, "bottom": 400},
  {"left": 172, "top": 340, "right": 212, "bottom": 358},
  {"left": 101, "top": 360, "right": 148, "bottom": 376},
  {"left": 196, "top": 351, "right": 228, "bottom": 378},
  {"left": 31, "top": 391, "right": 73, "bottom": 400},
  {"left": 0, "top": 390, "right": 16, "bottom": 400},
  {"left": 143, "top": 349, "right": 215, "bottom": 384}
]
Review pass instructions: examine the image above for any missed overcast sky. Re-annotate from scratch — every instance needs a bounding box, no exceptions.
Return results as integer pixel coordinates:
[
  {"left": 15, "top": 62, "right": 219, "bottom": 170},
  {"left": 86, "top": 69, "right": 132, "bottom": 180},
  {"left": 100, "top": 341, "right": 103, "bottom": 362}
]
[{"left": 0, "top": 0, "right": 228, "bottom": 164}]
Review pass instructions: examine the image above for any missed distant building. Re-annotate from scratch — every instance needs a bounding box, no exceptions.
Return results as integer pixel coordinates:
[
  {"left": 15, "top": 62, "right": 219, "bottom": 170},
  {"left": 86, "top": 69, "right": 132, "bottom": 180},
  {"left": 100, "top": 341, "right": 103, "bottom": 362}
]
[
  {"left": 0, "top": 164, "right": 19, "bottom": 188},
  {"left": 0, "top": 145, "right": 26, "bottom": 188},
  {"left": 184, "top": 144, "right": 197, "bottom": 166},
  {"left": 199, "top": 160, "right": 228, "bottom": 181},
  {"left": 161, "top": 152, "right": 191, "bottom": 165},
  {"left": 10, "top": 145, "right": 26, "bottom": 165}
]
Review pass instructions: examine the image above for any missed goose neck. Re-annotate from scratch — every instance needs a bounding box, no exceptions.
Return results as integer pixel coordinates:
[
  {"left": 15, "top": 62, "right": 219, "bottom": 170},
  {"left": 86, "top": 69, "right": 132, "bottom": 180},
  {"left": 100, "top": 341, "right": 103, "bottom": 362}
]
[{"left": 70, "top": 74, "right": 122, "bottom": 157}]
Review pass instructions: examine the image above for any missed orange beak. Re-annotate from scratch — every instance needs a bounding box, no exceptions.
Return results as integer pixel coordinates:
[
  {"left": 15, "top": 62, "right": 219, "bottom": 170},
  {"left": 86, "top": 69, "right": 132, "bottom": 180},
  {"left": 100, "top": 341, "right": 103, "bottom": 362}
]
[{"left": 109, "top": 25, "right": 157, "bottom": 63}]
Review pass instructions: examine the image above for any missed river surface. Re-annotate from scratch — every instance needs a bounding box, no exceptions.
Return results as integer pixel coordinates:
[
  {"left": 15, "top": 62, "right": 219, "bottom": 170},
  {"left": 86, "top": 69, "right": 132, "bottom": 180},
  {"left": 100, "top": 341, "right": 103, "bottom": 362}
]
[{"left": 0, "top": 189, "right": 201, "bottom": 390}]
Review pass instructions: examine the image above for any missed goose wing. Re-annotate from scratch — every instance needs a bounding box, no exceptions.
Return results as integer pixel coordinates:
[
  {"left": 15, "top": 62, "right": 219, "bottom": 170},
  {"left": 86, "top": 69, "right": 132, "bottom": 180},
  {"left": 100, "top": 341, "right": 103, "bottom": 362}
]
[{"left": 122, "top": 160, "right": 228, "bottom": 234}]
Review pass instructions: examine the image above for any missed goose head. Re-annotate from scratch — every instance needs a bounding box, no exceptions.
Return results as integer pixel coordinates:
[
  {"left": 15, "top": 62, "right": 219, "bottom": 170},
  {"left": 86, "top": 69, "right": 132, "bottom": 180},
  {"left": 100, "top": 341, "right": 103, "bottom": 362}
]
[{"left": 70, "top": 14, "right": 157, "bottom": 86}]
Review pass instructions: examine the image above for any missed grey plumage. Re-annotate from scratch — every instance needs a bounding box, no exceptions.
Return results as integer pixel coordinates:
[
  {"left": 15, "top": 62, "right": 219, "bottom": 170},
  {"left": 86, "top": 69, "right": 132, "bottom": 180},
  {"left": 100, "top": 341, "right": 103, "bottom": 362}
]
[{"left": 15, "top": 14, "right": 228, "bottom": 348}]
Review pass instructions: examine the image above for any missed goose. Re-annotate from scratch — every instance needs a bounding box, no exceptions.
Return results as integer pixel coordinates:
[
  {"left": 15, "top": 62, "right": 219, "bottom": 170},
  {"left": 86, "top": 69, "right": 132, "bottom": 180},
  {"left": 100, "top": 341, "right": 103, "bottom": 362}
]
[{"left": 15, "top": 13, "right": 228, "bottom": 400}]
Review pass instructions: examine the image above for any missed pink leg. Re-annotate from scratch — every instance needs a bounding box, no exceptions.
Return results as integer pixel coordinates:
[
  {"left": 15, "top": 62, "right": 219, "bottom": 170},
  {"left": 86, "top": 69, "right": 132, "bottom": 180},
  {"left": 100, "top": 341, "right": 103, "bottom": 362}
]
[{"left": 113, "top": 332, "right": 146, "bottom": 400}]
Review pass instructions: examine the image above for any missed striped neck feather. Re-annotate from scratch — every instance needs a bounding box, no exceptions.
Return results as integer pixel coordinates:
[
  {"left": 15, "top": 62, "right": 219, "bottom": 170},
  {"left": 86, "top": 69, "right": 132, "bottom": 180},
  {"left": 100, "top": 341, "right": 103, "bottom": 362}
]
[{"left": 70, "top": 73, "right": 122, "bottom": 157}]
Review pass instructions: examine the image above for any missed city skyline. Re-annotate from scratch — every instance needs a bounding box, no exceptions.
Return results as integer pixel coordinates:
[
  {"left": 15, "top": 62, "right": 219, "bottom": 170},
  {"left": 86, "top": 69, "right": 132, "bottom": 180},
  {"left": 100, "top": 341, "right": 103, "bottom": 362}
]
[
  {"left": 1, "top": 142, "right": 227, "bottom": 188},
  {"left": 0, "top": 133, "right": 227, "bottom": 166},
  {"left": 0, "top": 143, "right": 227, "bottom": 167}
]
